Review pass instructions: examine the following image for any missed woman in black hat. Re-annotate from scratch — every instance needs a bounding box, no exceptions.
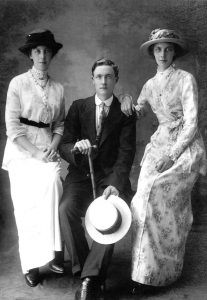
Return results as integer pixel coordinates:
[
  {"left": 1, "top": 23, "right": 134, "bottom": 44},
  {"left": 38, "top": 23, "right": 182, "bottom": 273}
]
[
  {"left": 120, "top": 29, "right": 206, "bottom": 291},
  {"left": 2, "top": 29, "right": 65, "bottom": 287}
]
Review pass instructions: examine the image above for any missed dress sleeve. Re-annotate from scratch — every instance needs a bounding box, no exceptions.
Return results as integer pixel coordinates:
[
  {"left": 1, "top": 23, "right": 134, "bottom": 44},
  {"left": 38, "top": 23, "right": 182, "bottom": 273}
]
[
  {"left": 135, "top": 81, "right": 150, "bottom": 113},
  {"left": 169, "top": 73, "right": 198, "bottom": 161},
  {"left": 5, "top": 77, "right": 27, "bottom": 142},
  {"left": 52, "top": 85, "right": 65, "bottom": 136}
]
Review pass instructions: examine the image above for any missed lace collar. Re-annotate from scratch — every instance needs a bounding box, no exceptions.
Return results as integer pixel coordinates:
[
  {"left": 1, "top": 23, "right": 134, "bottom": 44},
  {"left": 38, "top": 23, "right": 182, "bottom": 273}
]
[
  {"left": 156, "top": 65, "right": 175, "bottom": 78},
  {"left": 31, "top": 66, "right": 48, "bottom": 80}
]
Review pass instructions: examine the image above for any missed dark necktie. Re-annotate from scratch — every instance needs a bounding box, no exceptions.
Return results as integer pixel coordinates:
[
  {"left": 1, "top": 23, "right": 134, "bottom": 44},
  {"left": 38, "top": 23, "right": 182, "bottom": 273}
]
[{"left": 96, "top": 102, "right": 106, "bottom": 145}]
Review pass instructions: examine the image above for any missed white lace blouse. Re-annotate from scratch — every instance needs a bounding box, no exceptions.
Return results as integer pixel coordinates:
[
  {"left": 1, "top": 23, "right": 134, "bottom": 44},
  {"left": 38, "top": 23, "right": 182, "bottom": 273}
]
[{"left": 2, "top": 70, "right": 65, "bottom": 169}]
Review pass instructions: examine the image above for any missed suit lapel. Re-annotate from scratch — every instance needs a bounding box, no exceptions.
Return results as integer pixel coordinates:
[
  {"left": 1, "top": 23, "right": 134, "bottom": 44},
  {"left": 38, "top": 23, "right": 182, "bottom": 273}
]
[
  {"left": 83, "top": 96, "right": 96, "bottom": 144},
  {"left": 99, "top": 96, "right": 121, "bottom": 147}
]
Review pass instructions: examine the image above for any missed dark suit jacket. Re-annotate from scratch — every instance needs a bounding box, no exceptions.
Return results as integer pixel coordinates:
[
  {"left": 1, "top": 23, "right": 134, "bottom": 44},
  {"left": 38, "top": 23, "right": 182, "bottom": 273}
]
[{"left": 59, "top": 95, "right": 136, "bottom": 199}]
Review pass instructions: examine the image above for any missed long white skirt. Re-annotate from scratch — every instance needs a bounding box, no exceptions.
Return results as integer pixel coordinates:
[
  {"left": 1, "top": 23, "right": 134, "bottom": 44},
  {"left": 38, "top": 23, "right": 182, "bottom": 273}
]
[{"left": 7, "top": 158, "right": 63, "bottom": 274}]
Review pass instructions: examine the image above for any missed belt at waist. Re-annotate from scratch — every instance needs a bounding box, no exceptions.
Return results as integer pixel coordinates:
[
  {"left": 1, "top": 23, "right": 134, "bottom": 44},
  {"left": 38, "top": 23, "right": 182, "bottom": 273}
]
[{"left": 20, "top": 117, "right": 50, "bottom": 128}]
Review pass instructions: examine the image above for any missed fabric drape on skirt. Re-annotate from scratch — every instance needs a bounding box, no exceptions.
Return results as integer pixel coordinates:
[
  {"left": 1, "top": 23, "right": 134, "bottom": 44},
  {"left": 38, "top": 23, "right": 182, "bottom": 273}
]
[
  {"left": 131, "top": 151, "right": 198, "bottom": 286},
  {"left": 8, "top": 158, "right": 63, "bottom": 274}
]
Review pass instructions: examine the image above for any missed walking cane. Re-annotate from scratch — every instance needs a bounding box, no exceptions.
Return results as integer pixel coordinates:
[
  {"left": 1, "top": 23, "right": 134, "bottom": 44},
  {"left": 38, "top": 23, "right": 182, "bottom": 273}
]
[
  {"left": 71, "top": 145, "right": 97, "bottom": 199},
  {"left": 87, "top": 150, "right": 97, "bottom": 199},
  {"left": 71, "top": 145, "right": 106, "bottom": 293}
]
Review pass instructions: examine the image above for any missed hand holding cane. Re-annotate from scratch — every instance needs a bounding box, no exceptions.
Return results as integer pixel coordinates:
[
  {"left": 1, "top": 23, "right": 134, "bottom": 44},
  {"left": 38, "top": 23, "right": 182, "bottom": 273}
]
[{"left": 71, "top": 144, "right": 97, "bottom": 155}]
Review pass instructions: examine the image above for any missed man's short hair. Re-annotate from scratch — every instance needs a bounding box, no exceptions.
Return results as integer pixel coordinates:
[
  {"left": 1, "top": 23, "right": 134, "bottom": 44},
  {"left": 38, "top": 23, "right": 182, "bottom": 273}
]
[{"left": 91, "top": 58, "right": 119, "bottom": 80}]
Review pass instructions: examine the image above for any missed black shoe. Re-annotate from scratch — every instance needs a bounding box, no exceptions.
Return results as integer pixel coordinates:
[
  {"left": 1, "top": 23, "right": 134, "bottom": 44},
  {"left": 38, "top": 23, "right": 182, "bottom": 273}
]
[
  {"left": 73, "top": 270, "right": 81, "bottom": 278},
  {"left": 131, "top": 281, "right": 155, "bottom": 295},
  {"left": 25, "top": 268, "right": 39, "bottom": 287},
  {"left": 49, "top": 259, "right": 64, "bottom": 274},
  {"left": 74, "top": 277, "right": 102, "bottom": 300}
]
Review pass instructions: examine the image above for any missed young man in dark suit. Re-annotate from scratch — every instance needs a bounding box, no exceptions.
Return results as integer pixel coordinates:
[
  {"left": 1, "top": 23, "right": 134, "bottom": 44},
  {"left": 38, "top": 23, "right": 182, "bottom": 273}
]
[{"left": 59, "top": 58, "right": 136, "bottom": 300}]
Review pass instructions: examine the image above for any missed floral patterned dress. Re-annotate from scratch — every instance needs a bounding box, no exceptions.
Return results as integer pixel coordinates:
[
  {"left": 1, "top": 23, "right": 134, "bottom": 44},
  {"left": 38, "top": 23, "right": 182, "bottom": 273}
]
[
  {"left": 2, "top": 70, "right": 65, "bottom": 273},
  {"left": 131, "top": 65, "right": 206, "bottom": 286}
]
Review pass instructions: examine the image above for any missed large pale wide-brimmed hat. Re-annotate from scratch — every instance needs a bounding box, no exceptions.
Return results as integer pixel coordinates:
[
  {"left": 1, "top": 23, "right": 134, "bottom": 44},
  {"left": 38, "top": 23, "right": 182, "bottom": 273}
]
[
  {"left": 19, "top": 29, "right": 63, "bottom": 56},
  {"left": 85, "top": 195, "right": 132, "bottom": 245},
  {"left": 140, "top": 28, "right": 188, "bottom": 57}
]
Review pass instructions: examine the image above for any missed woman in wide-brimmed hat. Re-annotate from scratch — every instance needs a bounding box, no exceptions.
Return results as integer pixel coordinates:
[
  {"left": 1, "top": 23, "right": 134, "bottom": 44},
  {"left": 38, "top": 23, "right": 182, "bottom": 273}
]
[
  {"left": 2, "top": 29, "right": 65, "bottom": 287},
  {"left": 121, "top": 28, "right": 207, "bottom": 291}
]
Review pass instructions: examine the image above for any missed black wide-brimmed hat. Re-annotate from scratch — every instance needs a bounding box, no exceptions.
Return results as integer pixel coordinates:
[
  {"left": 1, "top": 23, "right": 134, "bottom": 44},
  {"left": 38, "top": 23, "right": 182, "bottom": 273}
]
[{"left": 19, "top": 29, "right": 63, "bottom": 56}]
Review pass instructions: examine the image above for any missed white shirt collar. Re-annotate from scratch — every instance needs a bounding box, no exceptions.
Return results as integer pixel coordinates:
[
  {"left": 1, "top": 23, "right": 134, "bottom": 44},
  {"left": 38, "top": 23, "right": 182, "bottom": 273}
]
[{"left": 95, "top": 94, "right": 113, "bottom": 107}]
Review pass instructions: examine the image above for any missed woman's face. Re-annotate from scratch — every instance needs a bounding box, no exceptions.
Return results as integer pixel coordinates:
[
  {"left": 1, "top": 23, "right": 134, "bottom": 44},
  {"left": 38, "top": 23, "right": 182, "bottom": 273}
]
[
  {"left": 30, "top": 45, "right": 53, "bottom": 71},
  {"left": 153, "top": 42, "right": 175, "bottom": 71}
]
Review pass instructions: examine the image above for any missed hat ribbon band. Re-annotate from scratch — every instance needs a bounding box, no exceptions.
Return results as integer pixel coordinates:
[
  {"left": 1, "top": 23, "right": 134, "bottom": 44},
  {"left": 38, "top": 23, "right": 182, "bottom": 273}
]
[{"left": 97, "top": 210, "right": 122, "bottom": 235}]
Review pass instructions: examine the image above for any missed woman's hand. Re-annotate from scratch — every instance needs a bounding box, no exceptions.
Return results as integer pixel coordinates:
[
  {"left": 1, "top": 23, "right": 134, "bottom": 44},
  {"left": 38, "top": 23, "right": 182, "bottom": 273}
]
[
  {"left": 155, "top": 155, "right": 174, "bottom": 173},
  {"left": 119, "top": 94, "right": 134, "bottom": 117},
  {"left": 42, "top": 133, "right": 62, "bottom": 162},
  {"left": 134, "top": 105, "right": 145, "bottom": 119},
  {"left": 15, "top": 135, "right": 60, "bottom": 163},
  {"left": 32, "top": 149, "right": 49, "bottom": 162},
  {"left": 43, "top": 145, "right": 61, "bottom": 162}
]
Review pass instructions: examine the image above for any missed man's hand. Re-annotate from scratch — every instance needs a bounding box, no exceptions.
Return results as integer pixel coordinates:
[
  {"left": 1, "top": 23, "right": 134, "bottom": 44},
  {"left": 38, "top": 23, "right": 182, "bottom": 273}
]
[
  {"left": 74, "top": 139, "right": 92, "bottom": 155},
  {"left": 103, "top": 185, "right": 119, "bottom": 199},
  {"left": 155, "top": 155, "right": 174, "bottom": 173}
]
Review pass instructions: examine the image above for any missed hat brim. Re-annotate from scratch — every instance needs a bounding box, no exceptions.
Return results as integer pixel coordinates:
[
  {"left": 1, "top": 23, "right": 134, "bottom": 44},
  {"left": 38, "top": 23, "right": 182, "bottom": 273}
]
[
  {"left": 140, "top": 38, "right": 189, "bottom": 57},
  {"left": 85, "top": 195, "right": 132, "bottom": 245},
  {"left": 19, "top": 42, "right": 63, "bottom": 56}
]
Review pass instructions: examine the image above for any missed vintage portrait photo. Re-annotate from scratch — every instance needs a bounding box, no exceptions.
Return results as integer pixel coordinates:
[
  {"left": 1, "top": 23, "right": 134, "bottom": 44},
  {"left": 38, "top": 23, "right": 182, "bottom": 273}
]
[{"left": 0, "top": 1, "right": 207, "bottom": 299}]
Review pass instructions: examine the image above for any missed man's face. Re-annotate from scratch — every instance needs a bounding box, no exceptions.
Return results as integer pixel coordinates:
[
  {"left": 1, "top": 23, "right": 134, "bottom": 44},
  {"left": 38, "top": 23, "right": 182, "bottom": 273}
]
[{"left": 92, "top": 65, "right": 117, "bottom": 100}]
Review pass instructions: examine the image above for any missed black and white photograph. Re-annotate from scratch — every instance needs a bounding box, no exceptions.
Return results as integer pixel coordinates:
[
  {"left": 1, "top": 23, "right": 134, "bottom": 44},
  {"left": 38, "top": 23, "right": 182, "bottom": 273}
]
[{"left": 0, "top": 1, "right": 207, "bottom": 299}]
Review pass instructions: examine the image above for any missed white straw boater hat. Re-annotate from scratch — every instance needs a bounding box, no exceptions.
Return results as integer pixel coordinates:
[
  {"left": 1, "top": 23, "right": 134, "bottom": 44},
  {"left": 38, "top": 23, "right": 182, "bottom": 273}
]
[
  {"left": 140, "top": 28, "right": 188, "bottom": 57},
  {"left": 85, "top": 195, "right": 131, "bottom": 245}
]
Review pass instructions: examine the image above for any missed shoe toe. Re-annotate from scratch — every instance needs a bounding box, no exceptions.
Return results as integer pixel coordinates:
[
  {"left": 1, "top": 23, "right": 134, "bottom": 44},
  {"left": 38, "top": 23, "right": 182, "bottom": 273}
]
[
  {"left": 25, "top": 272, "right": 39, "bottom": 287},
  {"left": 74, "top": 277, "right": 103, "bottom": 300},
  {"left": 49, "top": 261, "right": 64, "bottom": 274}
]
